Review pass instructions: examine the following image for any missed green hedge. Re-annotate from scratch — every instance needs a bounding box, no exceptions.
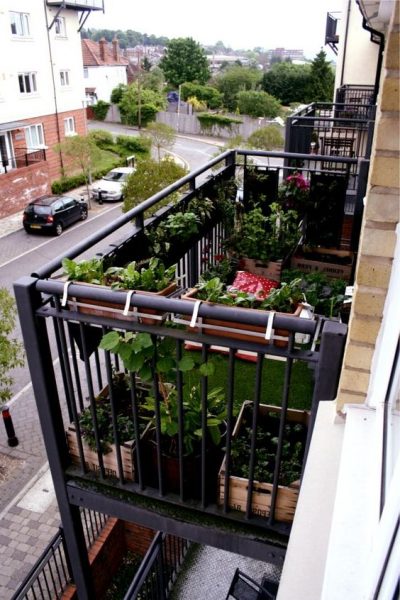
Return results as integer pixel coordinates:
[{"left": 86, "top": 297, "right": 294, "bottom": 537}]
[
  {"left": 51, "top": 162, "right": 121, "bottom": 194},
  {"left": 91, "top": 101, "right": 110, "bottom": 121},
  {"left": 197, "top": 113, "right": 243, "bottom": 135},
  {"left": 115, "top": 135, "right": 151, "bottom": 155}
]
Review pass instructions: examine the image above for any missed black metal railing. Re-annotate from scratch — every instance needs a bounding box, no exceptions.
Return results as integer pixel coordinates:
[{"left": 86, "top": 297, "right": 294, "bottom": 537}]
[
  {"left": 124, "top": 532, "right": 189, "bottom": 599},
  {"left": 335, "top": 84, "right": 375, "bottom": 107},
  {"left": 0, "top": 148, "right": 46, "bottom": 174},
  {"left": 325, "top": 12, "right": 339, "bottom": 54},
  {"left": 46, "top": 0, "right": 104, "bottom": 9},
  {"left": 11, "top": 508, "right": 108, "bottom": 600}
]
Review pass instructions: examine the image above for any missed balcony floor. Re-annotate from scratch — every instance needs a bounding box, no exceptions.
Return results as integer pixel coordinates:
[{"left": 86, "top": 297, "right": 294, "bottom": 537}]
[{"left": 170, "top": 543, "right": 281, "bottom": 599}]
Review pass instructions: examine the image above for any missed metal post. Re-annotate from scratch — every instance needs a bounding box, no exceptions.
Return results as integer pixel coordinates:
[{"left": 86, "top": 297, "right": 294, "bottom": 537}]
[{"left": 1, "top": 406, "right": 18, "bottom": 447}]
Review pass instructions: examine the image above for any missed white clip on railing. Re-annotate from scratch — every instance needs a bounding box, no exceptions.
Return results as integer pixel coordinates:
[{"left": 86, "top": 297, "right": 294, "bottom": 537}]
[
  {"left": 190, "top": 300, "right": 202, "bottom": 328},
  {"left": 264, "top": 311, "right": 275, "bottom": 341},
  {"left": 61, "top": 281, "right": 73, "bottom": 307},
  {"left": 123, "top": 290, "right": 136, "bottom": 316}
]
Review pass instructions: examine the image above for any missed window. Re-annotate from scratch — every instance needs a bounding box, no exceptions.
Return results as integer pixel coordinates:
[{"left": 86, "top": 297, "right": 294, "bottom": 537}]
[
  {"left": 10, "top": 12, "right": 30, "bottom": 37},
  {"left": 25, "top": 124, "right": 45, "bottom": 149},
  {"left": 54, "top": 17, "right": 66, "bottom": 37},
  {"left": 64, "top": 117, "right": 75, "bottom": 136},
  {"left": 60, "top": 70, "right": 70, "bottom": 87},
  {"left": 18, "top": 72, "right": 37, "bottom": 94},
  {"left": 83, "top": 68, "right": 89, "bottom": 79}
]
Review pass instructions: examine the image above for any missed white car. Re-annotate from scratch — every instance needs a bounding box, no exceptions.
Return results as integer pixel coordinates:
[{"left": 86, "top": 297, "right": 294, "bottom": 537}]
[{"left": 90, "top": 166, "right": 135, "bottom": 202}]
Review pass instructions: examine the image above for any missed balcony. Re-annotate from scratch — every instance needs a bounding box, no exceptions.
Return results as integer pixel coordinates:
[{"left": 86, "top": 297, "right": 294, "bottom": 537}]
[
  {"left": 14, "top": 149, "right": 364, "bottom": 595},
  {"left": 46, "top": 0, "right": 104, "bottom": 9},
  {"left": 325, "top": 12, "right": 340, "bottom": 54},
  {"left": 0, "top": 148, "right": 46, "bottom": 174}
]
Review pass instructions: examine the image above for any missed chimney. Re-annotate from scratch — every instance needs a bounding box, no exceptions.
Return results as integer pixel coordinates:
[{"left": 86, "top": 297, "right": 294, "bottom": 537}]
[
  {"left": 112, "top": 38, "right": 119, "bottom": 61},
  {"left": 99, "top": 38, "right": 106, "bottom": 62}
]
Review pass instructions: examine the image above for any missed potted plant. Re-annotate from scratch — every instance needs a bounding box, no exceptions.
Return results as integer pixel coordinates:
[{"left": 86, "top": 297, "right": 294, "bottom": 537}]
[
  {"left": 218, "top": 400, "right": 309, "bottom": 523},
  {"left": 61, "top": 257, "right": 177, "bottom": 323},
  {"left": 226, "top": 203, "right": 300, "bottom": 282},
  {"left": 99, "top": 330, "right": 228, "bottom": 498},
  {"left": 65, "top": 372, "right": 150, "bottom": 480}
]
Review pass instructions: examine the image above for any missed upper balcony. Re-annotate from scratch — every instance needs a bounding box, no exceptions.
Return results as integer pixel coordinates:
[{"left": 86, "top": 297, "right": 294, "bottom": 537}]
[
  {"left": 325, "top": 12, "right": 340, "bottom": 55},
  {"left": 46, "top": 0, "right": 104, "bottom": 10},
  {"left": 14, "top": 149, "right": 366, "bottom": 581}
]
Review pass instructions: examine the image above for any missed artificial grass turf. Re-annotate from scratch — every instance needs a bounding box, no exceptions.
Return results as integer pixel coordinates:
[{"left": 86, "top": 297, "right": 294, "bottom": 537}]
[{"left": 182, "top": 351, "right": 314, "bottom": 414}]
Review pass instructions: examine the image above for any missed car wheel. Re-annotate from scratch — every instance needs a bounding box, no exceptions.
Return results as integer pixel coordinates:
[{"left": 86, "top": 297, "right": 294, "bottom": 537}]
[
  {"left": 81, "top": 208, "right": 88, "bottom": 220},
  {"left": 54, "top": 223, "right": 63, "bottom": 236}
]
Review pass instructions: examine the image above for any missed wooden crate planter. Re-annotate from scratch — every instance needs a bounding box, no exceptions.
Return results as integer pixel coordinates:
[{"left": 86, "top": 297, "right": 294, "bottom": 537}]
[
  {"left": 66, "top": 424, "right": 135, "bottom": 480},
  {"left": 218, "top": 402, "right": 310, "bottom": 523},
  {"left": 180, "top": 288, "right": 303, "bottom": 348},
  {"left": 239, "top": 257, "right": 283, "bottom": 282},
  {"left": 291, "top": 247, "right": 354, "bottom": 280},
  {"left": 64, "top": 280, "right": 177, "bottom": 324}
]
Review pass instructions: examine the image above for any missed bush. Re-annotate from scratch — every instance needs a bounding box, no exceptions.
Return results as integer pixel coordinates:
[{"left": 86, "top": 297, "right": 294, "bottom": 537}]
[
  {"left": 197, "top": 113, "right": 242, "bottom": 136},
  {"left": 237, "top": 90, "right": 281, "bottom": 118},
  {"left": 91, "top": 100, "right": 110, "bottom": 121},
  {"left": 247, "top": 125, "right": 284, "bottom": 150},
  {"left": 110, "top": 83, "right": 127, "bottom": 104},
  {"left": 51, "top": 163, "right": 121, "bottom": 194},
  {"left": 88, "top": 129, "right": 114, "bottom": 147},
  {"left": 115, "top": 135, "right": 151, "bottom": 156}
]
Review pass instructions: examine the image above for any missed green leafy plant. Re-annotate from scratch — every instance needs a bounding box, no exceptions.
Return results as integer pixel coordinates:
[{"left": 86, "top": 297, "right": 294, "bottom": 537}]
[
  {"left": 62, "top": 257, "right": 105, "bottom": 283},
  {"left": 281, "top": 269, "right": 347, "bottom": 317},
  {"left": 91, "top": 100, "right": 111, "bottom": 121},
  {"left": 104, "top": 258, "right": 176, "bottom": 292},
  {"left": 0, "top": 289, "right": 25, "bottom": 404},
  {"left": 260, "top": 278, "right": 305, "bottom": 313},
  {"left": 194, "top": 277, "right": 257, "bottom": 308}
]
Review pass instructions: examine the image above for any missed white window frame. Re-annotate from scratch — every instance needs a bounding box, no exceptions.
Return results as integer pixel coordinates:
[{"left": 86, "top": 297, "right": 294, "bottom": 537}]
[
  {"left": 25, "top": 124, "right": 45, "bottom": 149},
  {"left": 60, "top": 70, "right": 70, "bottom": 87},
  {"left": 64, "top": 117, "right": 75, "bottom": 136},
  {"left": 54, "top": 17, "right": 66, "bottom": 37},
  {"left": 10, "top": 11, "right": 31, "bottom": 37},
  {"left": 18, "top": 72, "right": 37, "bottom": 94}
]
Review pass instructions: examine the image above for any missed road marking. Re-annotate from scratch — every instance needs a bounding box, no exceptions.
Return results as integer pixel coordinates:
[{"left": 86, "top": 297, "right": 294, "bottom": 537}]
[
  {"left": 17, "top": 468, "right": 55, "bottom": 513},
  {"left": 0, "top": 205, "right": 117, "bottom": 269}
]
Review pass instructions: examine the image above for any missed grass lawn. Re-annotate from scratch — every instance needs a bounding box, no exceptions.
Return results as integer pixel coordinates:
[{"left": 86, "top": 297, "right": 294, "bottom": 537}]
[{"left": 182, "top": 351, "right": 314, "bottom": 414}]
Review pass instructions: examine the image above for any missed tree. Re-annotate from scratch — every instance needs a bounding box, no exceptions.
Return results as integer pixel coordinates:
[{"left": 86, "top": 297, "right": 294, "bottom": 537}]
[
  {"left": 142, "top": 122, "right": 176, "bottom": 161},
  {"left": 237, "top": 90, "right": 281, "bottom": 118},
  {"left": 180, "top": 82, "right": 222, "bottom": 109},
  {"left": 159, "top": 38, "right": 210, "bottom": 87},
  {"left": 57, "top": 135, "right": 101, "bottom": 205},
  {"left": 306, "top": 50, "right": 335, "bottom": 102},
  {"left": 213, "top": 66, "right": 262, "bottom": 111},
  {"left": 118, "top": 83, "right": 166, "bottom": 127},
  {"left": 262, "top": 62, "right": 312, "bottom": 105},
  {"left": 0, "top": 288, "right": 24, "bottom": 404},
  {"left": 142, "top": 56, "right": 152, "bottom": 72},
  {"left": 141, "top": 67, "right": 165, "bottom": 93},
  {"left": 122, "top": 158, "right": 188, "bottom": 215},
  {"left": 247, "top": 126, "right": 284, "bottom": 150}
]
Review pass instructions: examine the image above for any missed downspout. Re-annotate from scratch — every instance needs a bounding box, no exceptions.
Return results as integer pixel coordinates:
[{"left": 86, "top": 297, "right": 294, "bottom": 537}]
[
  {"left": 339, "top": 0, "right": 352, "bottom": 87},
  {"left": 43, "top": 0, "right": 64, "bottom": 172},
  {"left": 360, "top": 16, "right": 385, "bottom": 103}
]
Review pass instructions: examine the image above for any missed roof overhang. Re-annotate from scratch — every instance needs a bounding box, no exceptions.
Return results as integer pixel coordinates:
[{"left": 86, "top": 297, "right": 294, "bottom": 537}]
[
  {"left": 0, "top": 121, "right": 28, "bottom": 133},
  {"left": 357, "top": 0, "right": 395, "bottom": 32}
]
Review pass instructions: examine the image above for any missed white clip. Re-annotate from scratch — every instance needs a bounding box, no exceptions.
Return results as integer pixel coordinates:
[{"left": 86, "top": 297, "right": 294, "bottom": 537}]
[
  {"left": 265, "top": 311, "right": 275, "bottom": 341},
  {"left": 190, "top": 300, "right": 202, "bottom": 328},
  {"left": 61, "top": 281, "right": 73, "bottom": 307},
  {"left": 123, "top": 290, "right": 136, "bottom": 316}
]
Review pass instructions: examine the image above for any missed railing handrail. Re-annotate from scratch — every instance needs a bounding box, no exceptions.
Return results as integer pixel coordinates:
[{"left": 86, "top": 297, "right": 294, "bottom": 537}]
[{"left": 124, "top": 532, "right": 164, "bottom": 599}]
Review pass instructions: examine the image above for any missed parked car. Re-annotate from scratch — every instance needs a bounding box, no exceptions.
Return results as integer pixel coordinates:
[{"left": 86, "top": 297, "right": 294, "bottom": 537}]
[
  {"left": 90, "top": 166, "right": 135, "bottom": 202},
  {"left": 23, "top": 195, "right": 88, "bottom": 236}
]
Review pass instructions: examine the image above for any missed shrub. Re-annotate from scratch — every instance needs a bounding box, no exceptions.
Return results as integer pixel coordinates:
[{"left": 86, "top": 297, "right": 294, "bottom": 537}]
[
  {"left": 237, "top": 90, "right": 281, "bottom": 118},
  {"left": 247, "top": 125, "right": 284, "bottom": 150},
  {"left": 115, "top": 135, "right": 151, "bottom": 156},
  {"left": 91, "top": 100, "right": 111, "bottom": 121},
  {"left": 88, "top": 129, "right": 114, "bottom": 147},
  {"left": 51, "top": 163, "right": 121, "bottom": 194},
  {"left": 197, "top": 113, "right": 242, "bottom": 136}
]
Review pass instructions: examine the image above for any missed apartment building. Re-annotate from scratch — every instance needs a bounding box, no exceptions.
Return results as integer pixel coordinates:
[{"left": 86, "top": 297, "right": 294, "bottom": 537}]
[{"left": 0, "top": 1, "right": 104, "bottom": 218}]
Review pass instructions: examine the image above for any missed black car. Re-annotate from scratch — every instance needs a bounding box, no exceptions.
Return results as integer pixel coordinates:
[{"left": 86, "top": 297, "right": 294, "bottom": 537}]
[{"left": 23, "top": 195, "right": 88, "bottom": 236}]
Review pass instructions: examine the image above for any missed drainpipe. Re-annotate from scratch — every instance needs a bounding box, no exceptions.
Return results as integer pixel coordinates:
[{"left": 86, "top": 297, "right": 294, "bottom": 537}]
[
  {"left": 43, "top": 1, "right": 64, "bottom": 172},
  {"left": 339, "top": 0, "right": 352, "bottom": 88},
  {"left": 360, "top": 15, "right": 385, "bottom": 103}
]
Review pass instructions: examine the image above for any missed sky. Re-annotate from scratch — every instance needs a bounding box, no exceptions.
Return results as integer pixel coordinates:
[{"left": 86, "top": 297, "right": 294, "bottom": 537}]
[{"left": 87, "top": 0, "right": 344, "bottom": 59}]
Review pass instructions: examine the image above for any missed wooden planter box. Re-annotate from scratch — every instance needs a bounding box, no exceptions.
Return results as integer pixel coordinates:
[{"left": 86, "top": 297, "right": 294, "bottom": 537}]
[
  {"left": 239, "top": 257, "right": 283, "bottom": 282},
  {"left": 218, "top": 402, "right": 310, "bottom": 523},
  {"left": 65, "top": 280, "right": 177, "bottom": 324},
  {"left": 180, "top": 288, "right": 303, "bottom": 348},
  {"left": 291, "top": 248, "right": 354, "bottom": 280},
  {"left": 66, "top": 423, "right": 135, "bottom": 480}
]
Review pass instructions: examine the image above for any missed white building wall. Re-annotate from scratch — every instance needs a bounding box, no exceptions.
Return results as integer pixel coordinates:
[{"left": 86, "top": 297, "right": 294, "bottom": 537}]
[
  {"left": 85, "top": 65, "right": 127, "bottom": 102},
  {"left": 0, "top": 0, "right": 85, "bottom": 122},
  {"left": 334, "top": 0, "right": 380, "bottom": 89}
]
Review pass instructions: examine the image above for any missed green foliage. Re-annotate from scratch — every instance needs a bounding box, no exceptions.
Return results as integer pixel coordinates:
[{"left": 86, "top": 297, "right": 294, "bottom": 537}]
[
  {"left": 110, "top": 83, "right": 127, "bottom": 104},
  {"left": 260, "top": 278, "right": 305, "bottom": 313},
  {"left": 118, "top": 84, "right": 166, "bottom": 126},
  {"left": 180, "top": 82, "right": 223, "bottom": 109},
  {"left": 142, "top": 122, "right": 176, "bottom": 161},
  {"left": 306, "top": 50, "right": 335, "bottom": 102},
  {"left": 281, "top": 269, "right": 347, "bottom": 317},
  {"left": 247, "top": 125, "right": 284, "bottom": 150},
  {"left": 159, "top": 37, "right": 210, "bottom": 86},
  {"left": 262, "top": 62, "right": 312, "bottom": 105},
  {"left": 88, "top": 129, "right": 114, "bottom": 147},
  {"left": 227, "top": 204, "right": 300, "bottom": 262},
  {"left": 0, "top": 288, "right": 25, "bottom": 404},
  {"left": 51, "top": 162, "right": 121, "bottom": 194},
  {"left": 141, "top": 66, "right": 165, "bottom": 92},
  {"left": 237, "top": 90, "right": 281, "bottom": 118},
  {"left": 83, "top": 28, "right": 169, "bottom": 49},
  {"left": 91, "top": 100, "right": 110, "bottom": 121},
  {"left": 197, "top": 113, "right": 242, "bottom": 136},
  {"left": 213, "top": 66, "right": 262, "bottom": 111},
  {"left": 62, "top": 257, "right": 105, "bottom": 283},
  {"left": 122, "top": 157, "right": 188, "bottom": 216},
  {"left": 115, "top": 135, "right": 151, "bottom": 156}
]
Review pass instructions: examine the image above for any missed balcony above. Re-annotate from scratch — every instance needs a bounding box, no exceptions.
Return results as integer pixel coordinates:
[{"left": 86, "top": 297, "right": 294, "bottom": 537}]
[
  {"left": 325, "top": 12, "right": 340, "bottom": 55},
  {"left": 46, "top": 0, "right": 104, "bottom": 10}
]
